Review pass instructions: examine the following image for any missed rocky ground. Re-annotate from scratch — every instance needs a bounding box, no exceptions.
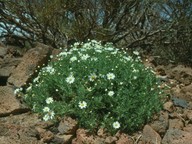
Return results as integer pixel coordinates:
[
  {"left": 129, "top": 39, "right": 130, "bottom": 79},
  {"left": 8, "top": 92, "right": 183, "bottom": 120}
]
[{"left": 0, "top": 42, "right": 192, "bottom": 144}]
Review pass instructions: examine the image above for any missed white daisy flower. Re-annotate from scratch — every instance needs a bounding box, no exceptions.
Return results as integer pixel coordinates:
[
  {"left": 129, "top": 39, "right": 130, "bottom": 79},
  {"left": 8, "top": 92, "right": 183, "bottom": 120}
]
[
  {"left": 95, "top": 49, "right": 102, "bottom": 53},
  {"left": 26, "top": 86, "right": 32, "bottom": 91},
  {"left": 14, "top": 87, "right": 22, "bottom": 95},
  {"left": 33, "top": 76, "right": 40, "bottom": 83},
  {"left": 43, "top": 107, "right": 50, "bottom": 112},
  {"left": 79, "top": 101, "right": 87, "bottom": 109},
  {"left": 58, "top": 51, "right": 68, "bottom": 57},
  {"left": 74, "top": 42, "right": 80, "bottom": 47},
  {"left": 133, "top": 51, "right": 139, "bottom": 55},
  {"left": 107, "top": 73, "right": 115, "bottom": 80},
  {"left": 80, "top": 48, "right": 87, "bottom": 52},
  {"left": 108, "top": 91, "right": 114, "bottom": 96},
  {"left": 123, "top": 56, "right": 132, "bottom": 61},
  {"left": 43, "top": 111, "right": 55, "bottom": 121},
  {"left": 66, "top": 74, "right": 75, "bottom": 84},
  {"left": 113, "top": 121, "right": 120, "bottom": 129},
  {"left": 46, "top": 97, "right": 54, "bottom": 104},
  {"left": 105, "top": 47, "right": 114, "bottom": 51},
  {"left": 151, "top": 88, "right": 154, "bottom": 91},
  {"left": 120, "top": 82, "right": 123, "bottom": 85},
  {"left": 49, "top": 111, "right": 55, "bottom": 119},
  {"left": 43, "top": 114, "right": 50, "bottom": 121},
  {"left": 111, "top": 51, "right": 118, "bottom": 55},
  {"left": 91, "top": 57, "right": 98, "bottom": 61},
  {"left": 133, "top": 69, "right": 138, "bottom": 73},
  {"left": 87, "top": 87, "right": 92, "bottom": 92},
  {"left": 43, "top": 65, "right": 55, "bottom": 74},
  {"left": 32, "top": 104, "right": 36, "bottom": 111},
  {"left": 89, "top": 73, "right": 97, "bottom": 81},
  {"left": 81, "top": 54, "right": 90, "bottom": 60},
  {"left": 70, "top": 56, "right": 77, "bottom": 62}
]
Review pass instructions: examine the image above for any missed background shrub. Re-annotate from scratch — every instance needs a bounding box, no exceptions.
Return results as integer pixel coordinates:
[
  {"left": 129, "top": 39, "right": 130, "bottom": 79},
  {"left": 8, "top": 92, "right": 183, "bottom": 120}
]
[
  {"left": 1, "top": 0, "right": 192, "bottom": 66},
  {"left": 22, "top": 40, "right": 164, "bottom": 134}
]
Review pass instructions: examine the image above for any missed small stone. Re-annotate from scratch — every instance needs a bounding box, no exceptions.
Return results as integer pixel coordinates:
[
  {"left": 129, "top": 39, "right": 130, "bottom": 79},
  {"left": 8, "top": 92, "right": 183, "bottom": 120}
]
[
  {"left": 54, "top": 134, "right": 73, "bottom": 144},
  {"left": 72, "top": 129, "right": 95, "bottom": 144},
  {"left": 104, "top": 136, "right": 117, "bottom": 144},
  {"left": 97, "top": 128, "right": 106, "bottom": 137},
  {"left": 36, "top": 127, "right": 54, "bottom": 143},
  {"left": 35, "top": 121, "right": 54, "bottom": 129},
  {"left": 116, "top": 133, "right": 133, "bottom": 144},
  {"left": 172, "top": 97, "right": 188, "bottom": 108},
  {"left": 169, "top": 119, "right": 184, "bottom": 130},
  {"left": 185, "top": 110, "right": 192, "bottom": 120},
  {"left": 183, "top": 124, "right": 192, "bottom": 133},
  {"left": 150, "top": 111, "right": 169, "bottom": 135},
  {"left": 188, "top": 102, "right": 192, "bottom": 110},
  {"left": 182, "top": 84, "right": 192, "bottom": 94},
  {"left": 0, "top": 46, "right": 8, "bottom": 58},
  {"left": 162, "top": 129, "right": 192, "bottom": 144},
  {"left": 156, "top": 65, "right": 166, "bottom": 76},
  {"left": 163, "top": 101, "right": 174, "bottom": 112},
  {"left": 58, "top": 116, "right": 78, "bottom": 135},
  {"left": 142, "top": 125, "right": 161, "bottom": 144},
  {"left": 0, "top": 66, "right": 15, "bottom": 77},
  {"left": 0, "top": 123, "right": 42, "bottom": 144}
]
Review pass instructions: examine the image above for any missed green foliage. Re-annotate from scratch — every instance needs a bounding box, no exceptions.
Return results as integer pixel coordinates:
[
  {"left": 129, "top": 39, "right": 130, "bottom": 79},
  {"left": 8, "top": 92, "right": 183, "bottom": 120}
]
[{"left": 20, "top": 40, "right": 164, "bottom": 134}]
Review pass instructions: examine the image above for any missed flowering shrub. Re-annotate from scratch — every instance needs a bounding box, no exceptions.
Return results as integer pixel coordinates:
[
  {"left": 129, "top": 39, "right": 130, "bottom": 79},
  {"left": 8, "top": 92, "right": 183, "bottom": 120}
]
[{"left": 21, "top": 40, "right": 164, "bottom": 134}]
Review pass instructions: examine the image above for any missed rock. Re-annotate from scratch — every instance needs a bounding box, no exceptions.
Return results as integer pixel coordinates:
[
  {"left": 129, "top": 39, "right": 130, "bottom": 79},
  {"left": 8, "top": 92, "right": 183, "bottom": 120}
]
[
  {"left": 97, "top": 128, "right": 106, "bottom": 137},
  {"left": 7, "top": 43, "right": 52, "bottom": 87},
  {"left": 172, "top": 97, "right": 188, "bottom": 108},
  {"left": 1, "top": 57, "right": 22, "bottom": 68},
  {"left": 155, "top": 65, "right": 167, "bottom": 76},
  {"left": 163, "top": 101, "right": 174, "bottom": 112},
  {"left": 0, "top": 66, "right": 15, "bottom": 77},
  {"left": 167, "top": 65, "right": 192, "bottom": 85},
  {"left": 0, "top": 58, "right": 22, "bottom": 86},
  {"left": 0, "top": 112, "right": 41, "bottom": 127},
  {"left": 142, "top": 125, "right": 161, "bottom": 144},
  {"left": 0, "top": 123, "right": 42, "bottom": 144},
  {"left": 188, "top": 102, "right": 192, "bottom": 110},
  {"left": 0, "top": 46, "right": 8, "bottom": 58},
  {"left": 51, "top": 49, "right": 62, "bottom": 56},
  {"left": 58, "top": 116, "right": 78, "bottom": 134},
  {"left": 150, "top": 111, "right": 169, "bottom": 135},
  {"left": 0, "top": 113, "right": 46, "bottom": 143},
  {"left": 36, "top": 127, "right": 54, "bottom": 143},
  {"left": 0, "top": 86, "right": 29, "bottom": 116},
  {"left": 182, "top": 84, "right": 192, "bottom": 94},
  {"left": 35, "top": 120, "right": 54, "bottom": 129},
  {"left": 181, "top": 84, "right": 192, "bottom": 100},
  {"left": 183, "top": 124, "right": 192, "bottom": 133},
  {"left": 94, "top": 137, "right": 106, "bottom": 144},
  {"left": 71, "top": 129, "right": 106, "bottom": 144},
  {"left": 104, "top": 136, "right": 117, "bottom": 144},
  {"left": 116, "top": 133, "right": 133, "bottom": 144},
  {"left": 54, "top": 134, "right": 73, "bottom": 144},
  {"left": 185, "top": 110, "right": 192, "bottom": 121},
  {"left": 169, "top": 119, "right": 184, "bottom": 129},
  {"left": 162, "top": 129, "right": 192, "bottom": 144},
  {"left": 72, "top": 129, "right": 95, "bottom": 144}
]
